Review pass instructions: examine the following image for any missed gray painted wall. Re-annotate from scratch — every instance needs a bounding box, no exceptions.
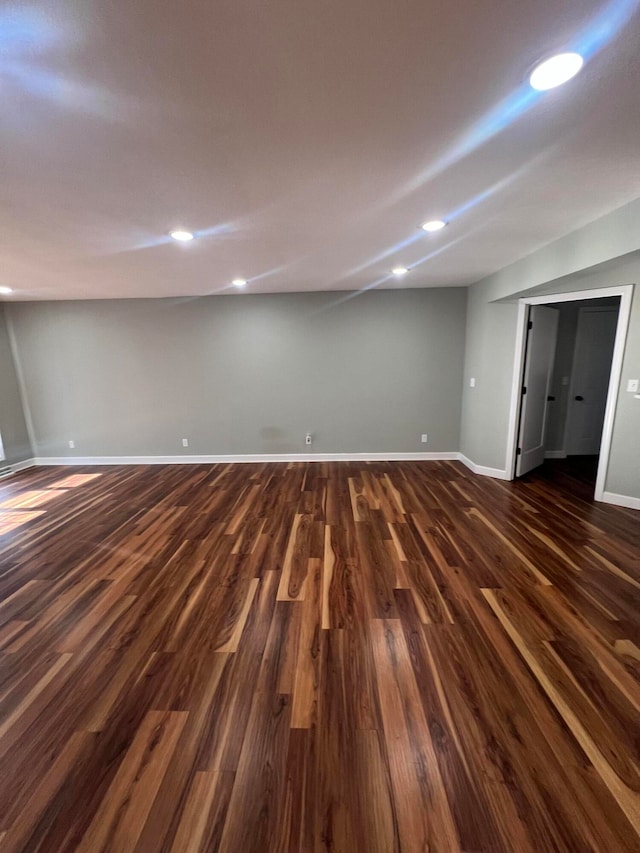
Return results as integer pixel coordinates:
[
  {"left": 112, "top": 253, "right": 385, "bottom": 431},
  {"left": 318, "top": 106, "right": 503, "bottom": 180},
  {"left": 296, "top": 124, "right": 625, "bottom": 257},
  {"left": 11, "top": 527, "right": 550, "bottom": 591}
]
[
  {"left": 460, "top": 292, "right": 518, "bottom": 469},
  {"left": 467, "top": 197, "right": 640, "bottom": 304},
  {"left": 0, "top": 306, "right": 32, "bottom": 465},
  {"left": 8, "top": 289, "right": 466, "bottom": 458},
  {"left": 461, "top": 206, "right": 640, "bottom": 499}
]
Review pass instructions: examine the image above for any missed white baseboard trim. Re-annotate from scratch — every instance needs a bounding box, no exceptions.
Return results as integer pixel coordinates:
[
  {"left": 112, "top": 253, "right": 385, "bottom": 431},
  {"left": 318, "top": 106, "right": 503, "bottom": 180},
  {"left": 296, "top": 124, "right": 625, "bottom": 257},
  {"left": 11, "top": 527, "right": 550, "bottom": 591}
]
[
  {"left": 11, "top": 457, "right": 37, "bottom": 472},
  {"left": 544, "top": 450, "right": 567, "bottom": 459},
  {"left": 457, "top": 454, "right": 511, "bottom": 480},
  {"left": 31, "top": 453, "right": 507, "bottom": 484},
  {"left": 0, "top": 457, "right": 37, "bottom": 478},
  {"left": 600, "top": 491, "right": 640, "bottom": 511},
  {"left": 32, "top": 451, "right": 460, "bottom": 466}
]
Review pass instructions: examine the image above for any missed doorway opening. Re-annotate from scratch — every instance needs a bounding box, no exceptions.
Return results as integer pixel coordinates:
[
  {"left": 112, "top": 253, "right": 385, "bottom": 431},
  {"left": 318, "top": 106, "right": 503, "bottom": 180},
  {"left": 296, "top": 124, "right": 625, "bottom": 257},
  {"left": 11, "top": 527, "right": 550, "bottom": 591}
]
[{"left": 506, "top": 285, "right": 634, "bottom": 504}]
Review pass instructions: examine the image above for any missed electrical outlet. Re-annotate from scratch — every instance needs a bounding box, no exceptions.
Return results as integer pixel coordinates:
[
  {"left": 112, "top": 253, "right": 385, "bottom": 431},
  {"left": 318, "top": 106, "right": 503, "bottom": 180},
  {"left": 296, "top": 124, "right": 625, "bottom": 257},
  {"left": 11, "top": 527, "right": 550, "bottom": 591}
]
[
  {"left": 561, "top": 376, "right": 570, "bottom": 386},
  {"left": 182, "top": 438, "right": 189, "bottom": 447},
  {"left": 627, "top": 379, "right": 639, "bottom": 393},
  {"left": 421, "top": 434, "right": 428, "bottom": 443},
  {"left": 305, "top": 433, "right": 312, "bottom": 446},
  {"left": 68, "top": 440, "right": 75, "bottom": 449},
  {"left": 469, "top": 377, "right": 476, "bottom": 388}
]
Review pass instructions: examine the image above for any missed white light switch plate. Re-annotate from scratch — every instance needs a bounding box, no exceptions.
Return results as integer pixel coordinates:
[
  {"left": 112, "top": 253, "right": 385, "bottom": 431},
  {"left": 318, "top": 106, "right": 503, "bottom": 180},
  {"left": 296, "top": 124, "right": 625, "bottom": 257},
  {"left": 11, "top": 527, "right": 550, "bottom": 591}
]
[
  {"left": 627, "top": 379, "right": 639, "bottom": 393},
  {"left": 469, "top": 377, "right": 476, "bottom": 388}
]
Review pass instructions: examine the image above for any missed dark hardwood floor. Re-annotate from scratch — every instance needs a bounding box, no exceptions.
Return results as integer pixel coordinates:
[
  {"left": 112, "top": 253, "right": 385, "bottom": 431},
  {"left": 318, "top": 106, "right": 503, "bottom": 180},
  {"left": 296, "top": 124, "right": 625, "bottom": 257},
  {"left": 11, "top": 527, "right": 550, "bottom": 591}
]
[
  {"left": 0, "top": 460, "right": 639, "bottom": 852},
  {"left": 526, "top": 454, "right": 600, "bottom": 490}
]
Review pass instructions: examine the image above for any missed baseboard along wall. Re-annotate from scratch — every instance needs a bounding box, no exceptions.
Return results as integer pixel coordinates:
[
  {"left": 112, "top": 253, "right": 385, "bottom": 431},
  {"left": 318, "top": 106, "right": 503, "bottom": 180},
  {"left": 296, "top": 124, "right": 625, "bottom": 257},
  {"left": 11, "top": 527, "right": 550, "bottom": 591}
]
[{"left": 5, "top": 454, "right": 637, "bottom": 510}]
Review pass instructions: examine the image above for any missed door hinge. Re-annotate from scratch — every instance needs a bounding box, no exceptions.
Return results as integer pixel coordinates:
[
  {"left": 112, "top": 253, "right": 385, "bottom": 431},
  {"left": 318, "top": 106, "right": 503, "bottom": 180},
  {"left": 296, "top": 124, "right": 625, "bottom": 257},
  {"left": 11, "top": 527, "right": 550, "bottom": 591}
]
[
  {"left": 527, "top": 320, "right": 533, "bottom": 330},
  {"left": 522, "top": 386, "right": 527, "bottom": 395},
  {"left": 516, "top": 448, "right": 522, "bottom": 456}
]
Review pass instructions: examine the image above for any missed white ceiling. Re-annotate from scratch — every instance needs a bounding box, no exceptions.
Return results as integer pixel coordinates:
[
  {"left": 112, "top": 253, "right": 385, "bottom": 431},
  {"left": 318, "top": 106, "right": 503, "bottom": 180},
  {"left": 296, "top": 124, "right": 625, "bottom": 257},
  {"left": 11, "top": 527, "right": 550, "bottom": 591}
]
[{"left": 2, "top": 0, "right": 640, "bottom": 300}]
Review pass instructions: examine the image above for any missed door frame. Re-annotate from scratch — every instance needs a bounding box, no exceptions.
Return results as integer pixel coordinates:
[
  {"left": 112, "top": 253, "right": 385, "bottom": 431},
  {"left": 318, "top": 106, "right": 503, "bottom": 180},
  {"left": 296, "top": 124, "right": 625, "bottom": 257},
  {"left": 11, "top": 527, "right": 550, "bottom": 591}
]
[{"left": 506, "top": 284, "right": 634, "bottom": 502}]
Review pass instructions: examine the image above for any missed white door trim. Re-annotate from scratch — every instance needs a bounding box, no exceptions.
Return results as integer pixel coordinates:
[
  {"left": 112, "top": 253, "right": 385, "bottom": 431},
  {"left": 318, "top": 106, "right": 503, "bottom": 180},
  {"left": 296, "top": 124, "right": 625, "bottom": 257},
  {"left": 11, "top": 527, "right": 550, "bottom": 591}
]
[{"left": 506, "top": 284, "right": 634, "bottom": 503}]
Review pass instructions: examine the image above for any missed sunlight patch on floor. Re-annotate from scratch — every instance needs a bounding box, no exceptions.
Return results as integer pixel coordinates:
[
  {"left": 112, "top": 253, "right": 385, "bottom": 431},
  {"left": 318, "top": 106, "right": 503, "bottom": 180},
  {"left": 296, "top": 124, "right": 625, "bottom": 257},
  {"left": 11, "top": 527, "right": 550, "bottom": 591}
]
[
  {"left": 50, "top": 473, "right": 102, "bottom": 488},
  {"left": 0, "top": 510, "right": 46, "bottom": 535},
  {"left": 0, "top": 489, "right": 68, "bottom": 509}
]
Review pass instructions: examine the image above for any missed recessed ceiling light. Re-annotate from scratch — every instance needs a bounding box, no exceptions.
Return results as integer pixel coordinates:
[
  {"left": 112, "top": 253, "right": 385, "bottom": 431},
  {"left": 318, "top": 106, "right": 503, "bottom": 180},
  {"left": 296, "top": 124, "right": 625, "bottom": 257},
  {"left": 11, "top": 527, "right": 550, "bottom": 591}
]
[
  {"left": 529, "top": 52, "right": 584, "bottom": 91},
  {"left": 421, "top": 220, "right": 446, "bottom": 232},
  {"left": 170, "top": 229, "right": 194, "bottom": 242},
  {"left": 0, "top": 286, "right": 12, "bottom": 295},
  {"left": 232, "top": 278, "right": 247, "bottom": 287},
  {"left": 392, "top": 267, "right": 409, "bottom": 277}
]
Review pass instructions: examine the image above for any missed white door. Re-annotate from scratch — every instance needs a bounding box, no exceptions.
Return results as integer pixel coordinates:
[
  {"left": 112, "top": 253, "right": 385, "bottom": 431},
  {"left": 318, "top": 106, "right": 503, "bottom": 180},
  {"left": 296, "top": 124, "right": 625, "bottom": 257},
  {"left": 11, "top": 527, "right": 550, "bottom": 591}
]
[
  {"left": 516, "top": 306, "right": 559, "bottom": 476},
  {"left": 565, "top": 307, "right": 618, "bottom": 456}
]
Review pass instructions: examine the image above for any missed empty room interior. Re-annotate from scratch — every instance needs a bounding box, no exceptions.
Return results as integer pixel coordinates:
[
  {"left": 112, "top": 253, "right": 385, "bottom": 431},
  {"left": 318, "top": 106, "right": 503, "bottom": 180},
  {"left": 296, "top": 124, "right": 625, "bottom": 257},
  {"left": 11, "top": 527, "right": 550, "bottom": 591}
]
[{"left": 1, "top": 1, "right": 640, "bottom": 851}]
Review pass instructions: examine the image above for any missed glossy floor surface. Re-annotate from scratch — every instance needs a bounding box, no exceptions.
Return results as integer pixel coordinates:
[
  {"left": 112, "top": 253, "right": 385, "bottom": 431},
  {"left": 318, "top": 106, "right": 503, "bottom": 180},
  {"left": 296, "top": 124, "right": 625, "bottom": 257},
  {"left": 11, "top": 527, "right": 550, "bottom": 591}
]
[{"left": 0, "top": 460, "right": 639, "bottom": 852}]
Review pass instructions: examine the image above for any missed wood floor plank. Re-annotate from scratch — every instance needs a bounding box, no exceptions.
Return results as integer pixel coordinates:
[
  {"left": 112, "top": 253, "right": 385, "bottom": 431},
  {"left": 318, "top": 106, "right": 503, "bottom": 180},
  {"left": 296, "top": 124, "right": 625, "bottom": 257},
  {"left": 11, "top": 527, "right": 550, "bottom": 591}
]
[
  {"left": 314, "top": 628, "right": 359, "bottom": 851},
  {"left": 169, "top": 770, "right": 234, "bottom": 853},
  {"left": 0, "top": 730, "right": 97, "bottom": 850},
  {"left": 0, "top": 652, "right": 73, "bottom": 752},
  {"left": 217, "top": 692, "right": 291, "bottom": 852},
  {"left": 0, "top": 458, "right": 638, "bottom": 851},
  {"left": 77, "top": 709, "right": 188, "bottom": 852},
  {"left": 291, "top": 558, "right": 322, "bottom": 728},
  {"left": 371, "top": 618, "right": 460, "bottom": 853}
]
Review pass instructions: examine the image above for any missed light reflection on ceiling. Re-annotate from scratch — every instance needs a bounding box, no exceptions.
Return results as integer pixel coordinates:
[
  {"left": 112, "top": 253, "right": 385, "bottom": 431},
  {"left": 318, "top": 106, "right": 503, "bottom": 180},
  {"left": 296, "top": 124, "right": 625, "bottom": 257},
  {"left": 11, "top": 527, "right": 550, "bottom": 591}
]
[{"left": 0, "top": 0, "right": 639, "bottom": 298}]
